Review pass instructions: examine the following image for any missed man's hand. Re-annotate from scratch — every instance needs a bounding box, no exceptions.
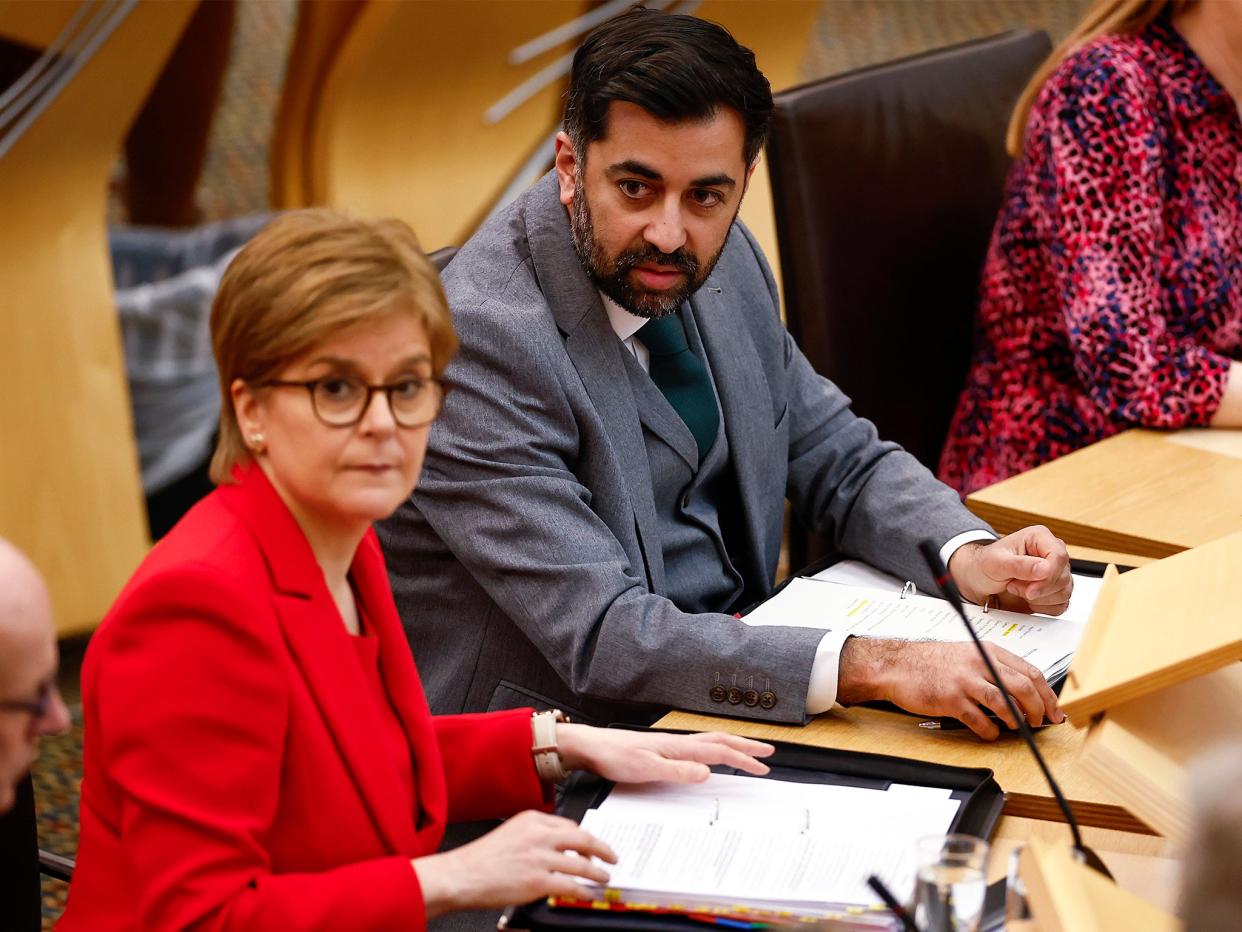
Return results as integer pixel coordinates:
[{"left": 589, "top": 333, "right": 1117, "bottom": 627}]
[
  {"left": 837, "top": 639, "right": 1065, "bottom": 740},
  {"left": 949, "top": 526, "right": 1072, "bottom": 615}
]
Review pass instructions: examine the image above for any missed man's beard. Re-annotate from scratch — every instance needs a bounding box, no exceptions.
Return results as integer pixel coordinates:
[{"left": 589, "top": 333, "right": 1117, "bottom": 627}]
[{"left": 569, "top": 172, "right": 731, "bottom": 319}]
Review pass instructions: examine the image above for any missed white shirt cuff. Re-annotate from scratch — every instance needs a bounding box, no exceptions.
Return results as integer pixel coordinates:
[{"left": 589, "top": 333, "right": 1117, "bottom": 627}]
[
  {"left": 939, "top": 530, "right": 997, "bottom": 576},
  {"left": 804, "top": 628, "right": 852, "bottom": 715},
  {"left": 804, "top": 531, "right": 996, "bottom": 715}
]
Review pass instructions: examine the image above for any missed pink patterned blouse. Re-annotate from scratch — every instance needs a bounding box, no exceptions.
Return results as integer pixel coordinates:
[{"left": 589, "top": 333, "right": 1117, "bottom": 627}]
[{"left": 939, "top": 15, "right": 1241, "bottom": 496}]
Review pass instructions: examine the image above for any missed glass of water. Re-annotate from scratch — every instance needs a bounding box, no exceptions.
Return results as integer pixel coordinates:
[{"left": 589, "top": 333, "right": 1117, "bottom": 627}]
[{"left": 912, "top": 834, "right": 989, "bottom": 932}]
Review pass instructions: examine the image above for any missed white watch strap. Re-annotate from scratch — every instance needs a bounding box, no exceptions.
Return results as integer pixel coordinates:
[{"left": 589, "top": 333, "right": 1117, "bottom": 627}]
[{"left": 531, "top": 709, "right": 567, "bottom": 783}]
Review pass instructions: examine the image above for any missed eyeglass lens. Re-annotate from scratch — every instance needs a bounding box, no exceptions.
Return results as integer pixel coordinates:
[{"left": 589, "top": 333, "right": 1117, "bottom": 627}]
[{"left": 312, "top": 378, "right": 442, "bottom": 427}]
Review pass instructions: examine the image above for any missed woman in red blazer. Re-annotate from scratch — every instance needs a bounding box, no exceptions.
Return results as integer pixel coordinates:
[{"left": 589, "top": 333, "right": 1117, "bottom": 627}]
[{"left": 59, "top": 211, "right": 772, "bottom": 930}]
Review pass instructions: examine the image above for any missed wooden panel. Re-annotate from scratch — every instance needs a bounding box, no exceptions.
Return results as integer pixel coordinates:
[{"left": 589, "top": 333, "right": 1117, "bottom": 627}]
[
  {"left": 0, "top": 0, "right": 77, "bottom": 49},
  {"left": 1021, "top": 838, "right": 1181, "bottom": 932},
  {"left": 990, "top": 817, "right": 1180, "bottom": 914},
  {"left": 0, "top": 0, "right": 196, "bottom": 634},
  {"left": 309, "top": 0, "right": 588, "bottom": 248},
  {"left": 657, "top": 707, "right": 1153, "bottom": 834},
  {"left": 269, "top": 0, "right": 365, "bottom": 208},
  {"left": 968, "top": 429, "right": 1242, "bottom": 559},
  {"left": 1080, "top": 664, "right": 1242, "bottom": 844},
  {"left": 286, "top": 0, "right": 818, "bottom": 274},
  {"left": 1060, "top": 533, "right": 1242, "bottom": 719}
]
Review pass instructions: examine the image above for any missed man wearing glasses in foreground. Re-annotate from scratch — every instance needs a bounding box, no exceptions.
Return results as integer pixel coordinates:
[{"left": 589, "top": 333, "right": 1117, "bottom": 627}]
[
  {"left": 0, "top": 538, "right": 71, "bottom": 931},
  {"left": 0, "top": 538, "right": 69, "bottom": 814}
]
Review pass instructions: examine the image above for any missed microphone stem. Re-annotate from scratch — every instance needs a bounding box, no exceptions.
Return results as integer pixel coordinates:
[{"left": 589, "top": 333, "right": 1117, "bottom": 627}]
[
  {"left": 949, "top": 598, "right": 1086, "bottom": 854},
  {"left": 917, "top": 541, "right": 1086, "bottom": 855}
]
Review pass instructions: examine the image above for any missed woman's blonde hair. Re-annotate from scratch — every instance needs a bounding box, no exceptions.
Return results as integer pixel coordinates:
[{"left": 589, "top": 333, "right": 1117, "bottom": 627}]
[
  {"left": 208, "top": 209, "right": 458, "bottom": 484},
  {"left": 1006, "top": 0, "right": 1190, "bottom": 157}
]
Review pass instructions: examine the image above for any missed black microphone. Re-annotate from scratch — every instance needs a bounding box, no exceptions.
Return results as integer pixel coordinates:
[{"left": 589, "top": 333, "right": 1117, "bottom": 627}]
[{"left": 917, "top": 540, "right": 1112, "bottom": 879}]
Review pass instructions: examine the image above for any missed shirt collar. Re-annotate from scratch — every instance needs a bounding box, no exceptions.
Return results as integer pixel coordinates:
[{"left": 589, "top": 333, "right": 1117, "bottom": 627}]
[{"left": 600, "top": 292, "right": 650, "bottom": 342}]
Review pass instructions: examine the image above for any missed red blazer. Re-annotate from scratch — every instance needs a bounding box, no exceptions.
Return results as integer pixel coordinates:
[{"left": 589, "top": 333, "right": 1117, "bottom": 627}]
[{"left": 59, "top": 465, "right": 549, "bottom": 930}]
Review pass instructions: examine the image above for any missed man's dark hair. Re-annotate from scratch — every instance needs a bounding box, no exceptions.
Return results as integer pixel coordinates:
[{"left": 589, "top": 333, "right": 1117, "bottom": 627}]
[{"left": 563, "top": 7, "right": 773, "bottom": 165}]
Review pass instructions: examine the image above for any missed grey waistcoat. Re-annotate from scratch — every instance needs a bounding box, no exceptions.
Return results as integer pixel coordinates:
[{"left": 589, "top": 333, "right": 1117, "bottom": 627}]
[{"left": 620, "top": 307, "right": 745, "bottom": 614}]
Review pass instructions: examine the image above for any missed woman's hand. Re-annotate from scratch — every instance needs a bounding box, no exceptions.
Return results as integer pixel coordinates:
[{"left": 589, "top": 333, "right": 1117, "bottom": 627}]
[
  {"left": 557, "top": 725, "right": 775, "bottom": 784},
  {"left": 412, "top": 810, "right": 616, "bottom": 918}
]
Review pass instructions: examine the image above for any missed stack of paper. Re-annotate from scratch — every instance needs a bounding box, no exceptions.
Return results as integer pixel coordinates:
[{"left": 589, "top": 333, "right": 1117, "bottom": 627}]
[
  {"left": 740, "top": 561, "right": 1094, "bottom": 683},
  {"left": 575, "top": 772, "right": 959, "bottom": 923}
]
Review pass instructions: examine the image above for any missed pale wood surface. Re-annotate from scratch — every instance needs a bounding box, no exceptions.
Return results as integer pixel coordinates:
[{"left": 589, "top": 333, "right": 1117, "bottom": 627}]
[
  {"left": 1060, "top": 532, "right": 1242, "bottom": 719},
  {"left": 991, "top": 817, "right": 1181, "bottom": 915},
  {"left": 269, "top": 0, "right": 365, "bottom": 209},
  {"left": 0, "top": 0, "right": 196, "bottom": 635},
  {"left": 657, "top": 707, "right": 1152, "bottom": 833},
  {"left": 1080, "top": 664, "right": 1242, "bottom": 844},
  {"left": 967, "top": 429, "right": 1242, "bottom": 559},
  {"left": 1021, "top": 837, "right": 1181, "bottom": 931}
]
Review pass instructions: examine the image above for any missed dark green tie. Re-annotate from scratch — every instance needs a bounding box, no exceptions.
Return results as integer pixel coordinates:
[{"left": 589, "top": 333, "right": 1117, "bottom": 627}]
[{"left": 639, "top": 314, "right": 720, "bottom": 461}]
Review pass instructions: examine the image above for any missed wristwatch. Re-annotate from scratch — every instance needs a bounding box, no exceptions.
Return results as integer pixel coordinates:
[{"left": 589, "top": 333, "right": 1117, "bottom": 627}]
[{"left": 530, "top": 708, "right": 569, "bottom": 783}]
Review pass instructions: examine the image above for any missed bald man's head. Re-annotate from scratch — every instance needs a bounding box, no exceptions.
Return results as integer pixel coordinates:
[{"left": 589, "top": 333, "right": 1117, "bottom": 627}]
[{"left": 0, "top": 539, "right": 69, "bottom": 813}]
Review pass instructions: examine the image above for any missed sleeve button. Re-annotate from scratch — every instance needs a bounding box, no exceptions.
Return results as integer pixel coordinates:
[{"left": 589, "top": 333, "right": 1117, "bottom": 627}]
[
  {"left": 759, "top": 691, "right": 777, "bottom": 710},
  {"left": 709, "top": 685, "right": 728, "bottom": 703}
]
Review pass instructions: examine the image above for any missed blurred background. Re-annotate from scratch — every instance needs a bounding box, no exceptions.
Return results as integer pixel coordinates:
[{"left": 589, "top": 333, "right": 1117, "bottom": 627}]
[{"left": 0, "top": 1, "right": 1091, "bottom": 925}]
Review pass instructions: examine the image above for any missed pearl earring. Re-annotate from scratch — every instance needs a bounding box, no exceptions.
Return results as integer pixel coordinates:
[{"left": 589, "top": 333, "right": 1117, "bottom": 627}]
[{"left": 248, "top": 432, "right": 266, "bottom": 452}]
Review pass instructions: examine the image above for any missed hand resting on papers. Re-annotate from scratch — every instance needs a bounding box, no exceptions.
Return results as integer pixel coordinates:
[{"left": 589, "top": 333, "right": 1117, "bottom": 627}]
[
  {"left": 837, "top": 639, "right": 1066, "bottom": 740},
  {"left": 414, "top": 729, "right": 776, "bottom": 915},
  {"left": 948, "top": 525, "right": 1074, "bottom": 616},
  {"left": 833, "top": 525, "right": 1071, "bottom": 740}
]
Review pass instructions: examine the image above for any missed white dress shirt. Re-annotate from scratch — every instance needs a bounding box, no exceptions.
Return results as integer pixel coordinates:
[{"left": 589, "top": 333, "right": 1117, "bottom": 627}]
[{"left": 602, "top": 293, "right": 994, "bottom": 713}]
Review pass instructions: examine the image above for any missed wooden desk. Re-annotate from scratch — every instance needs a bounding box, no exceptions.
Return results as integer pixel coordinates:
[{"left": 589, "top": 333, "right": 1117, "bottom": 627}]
[
  {"left": 991, "top": 818, "right": 1181, "bottom": 914},
  {"left": 657, "top": 707, "right": 1151, "bottom": 834},
  {"left": 967, "top": 428, "right": 1242, "bottom": 559}
]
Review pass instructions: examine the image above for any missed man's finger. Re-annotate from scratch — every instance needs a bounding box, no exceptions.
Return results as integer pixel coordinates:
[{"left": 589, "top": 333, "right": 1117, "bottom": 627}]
[
  {"left": 996, "top": 664, "right": 1048, "bottom": 725},
  {"left": 984, "top": 550, "right": 1050, "bottom": 583},
  {"left": 955, "top": 702, "right": 1001, "bottom": 741},
  {"left": 965, "top": 678, "right": 1018, "bottom": 730}
]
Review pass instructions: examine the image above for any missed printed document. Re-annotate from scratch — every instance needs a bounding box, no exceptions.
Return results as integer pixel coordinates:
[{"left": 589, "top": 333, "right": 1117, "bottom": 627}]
[
  {"left": 741, "top": 562, "right": 1095, "bottom": 681},
  {"left": 578, "top": 772, "right": 959, "bottom": 918}
]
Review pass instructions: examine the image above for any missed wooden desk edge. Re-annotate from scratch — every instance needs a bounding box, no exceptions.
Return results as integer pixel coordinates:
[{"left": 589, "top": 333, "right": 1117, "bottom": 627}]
[{"left": 654, "top": 710, "right": 1156, "bottom": 835}]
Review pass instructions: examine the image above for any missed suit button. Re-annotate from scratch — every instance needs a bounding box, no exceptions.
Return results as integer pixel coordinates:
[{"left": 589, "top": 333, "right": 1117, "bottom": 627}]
[
  {"left": 743, "top": 689, "right": 759, "bottom": 707},
  {"left": 727, "top": 687, "right": 743, "bottom": 704},
  {"left": 759, "top": 691, "right": 777, "bottom": 710},
  {"left": 681, "top": 493, "right": 691, "bottom": 509},
  {"left": 710, "top": 685, "right": 727, "bottom": 703}
]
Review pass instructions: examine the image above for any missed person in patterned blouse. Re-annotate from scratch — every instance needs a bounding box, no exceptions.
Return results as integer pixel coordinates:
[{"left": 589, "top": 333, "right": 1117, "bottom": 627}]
[{"left": 939, "top": 0, "right": 1242, "bottom": 496}]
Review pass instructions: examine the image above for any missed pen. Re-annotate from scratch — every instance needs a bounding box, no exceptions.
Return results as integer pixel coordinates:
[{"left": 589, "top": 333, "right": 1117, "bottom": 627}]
[
  {"left": 919, "top": 716, "right": 1053, "bottom": 732},
  {"left": 865, "top": 875, "right": 919, "bottom": 932}
]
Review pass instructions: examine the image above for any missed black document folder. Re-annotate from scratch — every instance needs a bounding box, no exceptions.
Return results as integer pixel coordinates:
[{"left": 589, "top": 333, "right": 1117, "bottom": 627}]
[{"left": 504, "top": 727, "right": 1005, "bottom": 931}]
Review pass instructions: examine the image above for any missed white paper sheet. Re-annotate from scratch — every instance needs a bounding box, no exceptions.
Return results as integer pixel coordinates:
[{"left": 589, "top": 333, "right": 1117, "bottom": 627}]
[
  {"left": 743, "top": 576, "right": 1083, "bottom": 680},
  {"left": 579, "top": 773, "right": 959, "bottom": 912}
]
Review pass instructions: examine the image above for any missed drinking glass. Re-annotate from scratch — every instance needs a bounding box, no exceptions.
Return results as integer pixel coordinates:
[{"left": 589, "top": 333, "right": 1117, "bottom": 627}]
[{"left": 912, "top": 834, "right": 989, "bottom": 932}]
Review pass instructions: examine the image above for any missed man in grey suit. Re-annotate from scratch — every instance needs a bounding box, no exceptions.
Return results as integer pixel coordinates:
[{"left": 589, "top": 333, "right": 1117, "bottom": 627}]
[{"left": 380, "top": 8, "right": 1072, "bottom": 742}]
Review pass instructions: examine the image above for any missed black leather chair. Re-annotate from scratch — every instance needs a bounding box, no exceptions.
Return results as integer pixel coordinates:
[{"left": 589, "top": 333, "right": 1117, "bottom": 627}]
[{"left": 766, "top": 29, "right": 1052, "bottom": 566}]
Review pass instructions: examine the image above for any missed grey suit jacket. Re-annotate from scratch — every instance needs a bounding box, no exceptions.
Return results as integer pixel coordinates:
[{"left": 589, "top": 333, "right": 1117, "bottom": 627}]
[{"left": 378, "top": 172, "right": 991, "bottom": 725}]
